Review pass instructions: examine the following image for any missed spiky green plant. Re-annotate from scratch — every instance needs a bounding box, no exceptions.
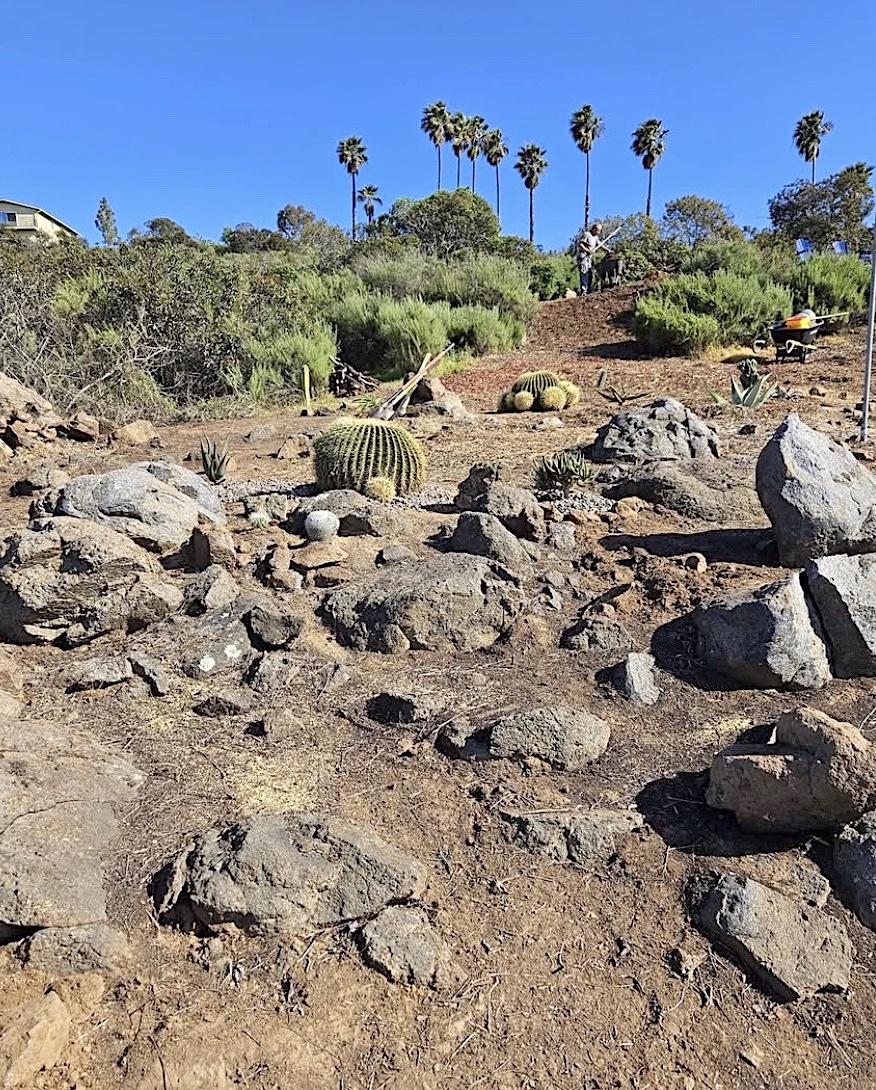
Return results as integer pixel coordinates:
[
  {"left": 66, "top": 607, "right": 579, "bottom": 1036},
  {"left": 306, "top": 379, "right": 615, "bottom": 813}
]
[
  {"left": 559, "top": 380, "right": 581, "bottom": 406},
  {"left": 594, "top": 369, "right": 648, "bottom": 405},
  {"left": 364, "top": 475, "right": 397, "bottom": 503},
  {"left": 710, "top": 370, "right": 777, "bottom": 409},
  {"left": 512, "top": 370, "right": 562, "bottom": 399},
  {"left": 247, "top": 509, "right": 271, "bottom": 529},
  {"left": 313, "top": 419, "right": 426, "bottom": 495},
  {"left": 352, "top": 392, "right": 383, "bottom": 416},
  {"left": 534, "top": 448, "right": 594, "bottom": 496},
  {"left": 539, "top": 385, "right": 568, "bottom": 411},
  {"left": 200, "top": 436, "right": 232, "bottom": 484},
  {"left": 513, "top": 390, "right": 535, "bottom": 411},
  {"left": 497, "top": 390, "right": 516, "bottom": 413}
]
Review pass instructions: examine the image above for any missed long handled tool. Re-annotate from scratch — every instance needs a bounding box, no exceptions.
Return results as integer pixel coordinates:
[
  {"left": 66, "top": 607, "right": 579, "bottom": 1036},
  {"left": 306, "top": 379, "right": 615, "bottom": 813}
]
[{"left": 369, "top": 345, "right": 454, "bottom": 420}]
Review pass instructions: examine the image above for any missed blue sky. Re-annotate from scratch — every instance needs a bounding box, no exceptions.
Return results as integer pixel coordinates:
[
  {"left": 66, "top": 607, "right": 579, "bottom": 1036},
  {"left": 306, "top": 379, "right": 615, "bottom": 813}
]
[{"left": 4, "top": 0, "right": 871, "bottom": 249}]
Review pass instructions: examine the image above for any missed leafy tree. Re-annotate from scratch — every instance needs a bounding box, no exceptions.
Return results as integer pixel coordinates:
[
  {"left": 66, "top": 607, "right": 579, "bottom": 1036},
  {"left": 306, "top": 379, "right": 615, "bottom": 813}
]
[
  {"left": 448, "top": 112, "right": 468, "bottom": 189},
  {"left": 374, "top": 189, "right": 500, "bottom": 257},
  {"left": 221, "top": 223, "right": 286, "bottom": 252},
  {"left": 482, "top": 129, "right": 508, "bottom": 224},
  {"left": 569, "top": 105, "right": 604, "bottom": 229},
  {"left": 275, "top": 204, "right": 349, "bottom": 267},
  {"left": 337, "top": 136, "right": 368, "bottom": 236},
  {"left": 581, "top": 213, "right": 685, "bottom": 279},
  {"left": 768, "top": 162, "right": 874, "bottom": 250},
  {"left": 464, "top": 116, "right": 488, "bottom": 191},
  {"left": 127, "top": 218, "right": 200, "bottom": 247},
  {"left": 794, "top": 110, "right": 833, "bottom": 184},
  {"left": 661, "top": 196, "right": 740, "bottom": 249},
  {"left": 631, "top": 119, "right": 669, "bottom": 217},
  {"left": 95, "top": 198, "right": 120, "bottom": 247},
  {"left": 357, "top": 185, "right": 382, "bottom": 225},
  {"left": 421, "top": 101, "right": 451, "bottom": 190},
  {"left": 514, "top": 144, "right": 548, "bottom": 244}
]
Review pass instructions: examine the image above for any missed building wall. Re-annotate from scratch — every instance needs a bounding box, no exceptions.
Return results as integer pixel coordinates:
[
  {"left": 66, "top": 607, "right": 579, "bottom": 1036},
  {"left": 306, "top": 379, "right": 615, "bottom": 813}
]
[{"left": 0, "top": 200, "right": 77, "bottom": 241}]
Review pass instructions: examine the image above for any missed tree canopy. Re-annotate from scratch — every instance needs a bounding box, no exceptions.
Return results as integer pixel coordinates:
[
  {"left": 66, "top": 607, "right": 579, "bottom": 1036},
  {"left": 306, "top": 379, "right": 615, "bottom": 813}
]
[
  {"left": 661, "top": 196, "right": 740, "bottom": 249},
  {"left": 768, "top": 163, "right": 874, "bottom": 249},
  {"left": 372, "top": 189, "right": 501, "bottom": 257}
]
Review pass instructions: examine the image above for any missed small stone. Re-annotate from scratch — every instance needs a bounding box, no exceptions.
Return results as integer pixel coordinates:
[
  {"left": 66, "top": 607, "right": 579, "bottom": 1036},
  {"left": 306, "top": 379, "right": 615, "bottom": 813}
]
[
  {"left": 18, "top": 923, "right": 131, "bottom": 975},
  {"left": 546, "top": 522, "right": 577, "bottom": 552},
  {"left": 257, "top": 708, "right": 302, "bottom": 742},
  {"left": 684, "top": 552, "right": 708, "bottom": 573},
  {"left": 561, "top": 614, "right": 634, "bottom": 654},
  {"left": 503, "top": 808, "right": 643, "bottom": 865},
  {"left": 488, "top": 707, "right": 610, "bottom": 771},
  {"left": 67, "top": 656, "right": 133, "bottom": 692},
  {"left": 739, "top": 422, "right": 758, "bottom": 436},
  {"left": 304, "top": 510, "right": 341, "bottom": 542},
  {"left": 0, "top": 648, "right": 24, "bottom": 697},
  {"left": 290, "top": 539, "right": 349, "bottom": 571},
  {"left": 615, "top": 497, "right": 646, "bottom": 520},
  {"left": 245, "top": 603, "right": 303, "bottom": 649},
  {"left": 191, "top": 526, "right": 238, "bottom": 571},
  {"left": 377, "top": 544, "right": 417, "bottom": 565},
  {"left": 612, "top": 651, "right": 661, "bottom": 706},
  {"left": 809, "top": 386, "right": 827, "bottom": 397},
  {"left": 128, "top": 652, "right": 170, "bottom": 697},
  {"left": 113, "top": 419, "right": 159, "bottom": 445},
  {"left": 366, "top": 691, "right": 449, "bottom": 725},
  {"left": 246, "top": 425, "right": 275, "bottom": 443},
  {"left": 183, "top": 565, "right": 240, "bottom": 615},
  {"left": 193, "top": 689, "right": 254, "bottom": 717},
  {"left": 448, "top": 512, "right": 532, "bottom": 572},
  {"left": 360, "top": 906, "right": 452, "bottom": 988},
  {"left": 0, "top": 991, "right": 72, "bottom": 1089},
  {"left": 63, "top": 411, "right": 101, "bottom": 441},
  {"left": 275, "top": 435, "right": 311, "bottom": 459}
]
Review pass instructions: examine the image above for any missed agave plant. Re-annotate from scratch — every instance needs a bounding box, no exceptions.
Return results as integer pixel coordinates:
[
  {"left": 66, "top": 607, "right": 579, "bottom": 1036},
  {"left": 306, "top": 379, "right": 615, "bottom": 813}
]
[
  {"left": 200, "top": 436, "right": 232, "bottom": 483},
  {"left": 709, "top": 359, "right": 777, "bottom": 409},
  {"left": 594, "top": 368, "right": 648, "bottom": 405},
  {"left": 534, "top": 448, "right": 594, "bottom": 497}
]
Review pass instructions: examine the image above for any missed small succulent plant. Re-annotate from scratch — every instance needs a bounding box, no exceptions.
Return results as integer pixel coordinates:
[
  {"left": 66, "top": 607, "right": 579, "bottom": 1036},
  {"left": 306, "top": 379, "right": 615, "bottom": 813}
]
[
  {"left": 539, "top": 385, "right": 568, "bottom": 411},
  {"left": 559, "top": 380, "right": 581, "bottom": 406},
  {"left": 364, "top": 475, "right": 397, "bottom": 503},
  {"left": 200, "top": 436, "right": 232, "bottom": 483},
  {"left": 513, "top": 390, "right": 535, "bottom": 412},
  {"left": 534, "top": 448, "right": 594, "bottom": 497},
  {"left": 709, "top": 359, "right": 777, "bottom": 409},
  {"left": 247, "top": 509, "right": 271, "bottom": 529},
  {"left": 304, "top": 510, "right": 341, "bottom": 541}
]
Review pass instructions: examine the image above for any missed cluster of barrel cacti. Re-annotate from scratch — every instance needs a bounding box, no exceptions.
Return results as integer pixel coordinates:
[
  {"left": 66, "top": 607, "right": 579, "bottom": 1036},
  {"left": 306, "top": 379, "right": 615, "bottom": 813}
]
[
  {"left": 497, "top": 371, "right": 581, "bottom": 413},
  {"left": 313, "top": 418, "right": 426, "bottom": 497}
]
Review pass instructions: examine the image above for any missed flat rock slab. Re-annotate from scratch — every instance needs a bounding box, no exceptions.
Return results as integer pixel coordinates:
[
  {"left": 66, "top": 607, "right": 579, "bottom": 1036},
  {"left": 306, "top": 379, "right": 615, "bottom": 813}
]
[
  {"left": 155, "top": 812, "right": 427, "bottom": 937},
  {"left": 833, "top": 811, "right": 876, "bottom": 931},
  {"left": 592, "top": 397, "right": 719, "bottom": 464},
  {"left": 0, "top": 991, "right": 72, "bottom": 1089},
  {"left": 503, "top": 808, "right": 643, "bottom": 865},
  {"left": 360, "top": 906, "right": 452, "bottom": 988},
  {"left": 489, "top": 707, "right": 610, "bottom": 770},
  {"left": 18, "top": 923, "right": 131, "bottom": 975},
  {"left": 322, "top": 554, "right": 525, "bottom": 653},
  {"left": 0, "top": 717, "right": 144, "bottom": 938},
  {"left": 806, "top": 553, "right": 876, "bottom": 678},
  {"left": 604, "top": 466, "right": 762, "bottom": 524},
  {"left": 695, "top": 573, "right": 831, "bottom": 691},
  {"left": 698, "top": 873, "right": 852, "bottom": 1001},
  {"left": 176, "top": 605, "right": 255, "bottom": 679},
  {"left": 707, "top": 706, "right": 876, "bottom": 833},
  {"left": 756, "top": 413, "right": 876, "bottom": 566}
]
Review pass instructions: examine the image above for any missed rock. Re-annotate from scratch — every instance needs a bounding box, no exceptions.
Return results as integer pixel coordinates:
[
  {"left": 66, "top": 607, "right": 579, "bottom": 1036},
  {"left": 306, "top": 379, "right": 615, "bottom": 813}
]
[
  {"left": 244, "top": 602, "right": 303, "bottom": 649},
  {"left": 604, "top": 466, "right": 762, "bottom": 524},
  {"left": 246, "top": 424, "right": 275, "bottom": 443},
  {"left": 694, "top": 573, "right": 831, "bottom": 691},
  {"left": 275, "top": 435, "right": 312, "bottom": 459},
  {"left": 10, "top": 465, "right": 70, "bottom": 497},
  {"left": 455, "top": 466, "right": 545, "bottom": 541},
  {"left": 833, "top": 812, "right": 876, "bottom": 931},
  {"left": 244, "top": 493, "right": 290, "bottom": 524},
  {"left": 63, "top": 411, "right": 100, "bottom": 441},
  {"left": 454, "top": 463, "right": 507, "bottom": 509},
  {"left": 697, "top": 873, "right": 852, "bottom": 1001},
  {"left": 706, "top": 706, "right": 876, "bottom": 833},
  {"left": 193, "top": 689, "right": 253, "bottom": 717},
  {"left": 67, "top": 655, "right": 133, "bottom": 691},
  {"left": 612, "top": 651, "right": 661, "bottom": 705},
  {"left": 503, "top": 808, "right": 643, "bottom": 865},
  {"left": 410, "top": 376, "right": 447, "bottom": 403},
  {"left": 561, "top": 614, "right": 634, "bottom": 654},
  {"left": 0, "top": 991, "right": 72, "bottom": 1089},
  {"left": 447, "top": 512, "right": 531, "bottom": 572},
  {"left": 18, "top": 923, "right": 131, "bottom": 975},
  {"left": 0, "top": 649, "right": 24, "bottom": 698},
  {"left": 191, "top": 526, "right": 237, "bottom": 571},
  {"left": 245, "top": 652, "right": 299, "bottom": 695},
  {"left": 183, "top": 565, "right": 240, "bottom": 615},
  {"left": 304, "top": 510, "right": 340, "bottom": 542},
  {"left": 0, "top": 717, "right": 144, "bottom": 939},
  {"left": 377, "top": 544, "right": 417, "bottom": 565},
  {"left": 0, "top": 372, "right": 57, "bottom": 429},
  {"left": 684, "top": 552, "right": 708, "bottom": 573},
  {"left": 756, "top": 414, "right": 876, "bottom": 566},
  {"left": 360, "top": 906, "right": 452, "bottom": 988},
  {"left": 322, "top": 554, "right": 525, "bottom": 653},
  {"left": 113, "top": 419, "right": 159, "bottom": 445},
  {"left": 592, "top": 398, "right": 720, "bottom": 464},
  {"left": 0, "top": 517, "right": 183, "bottom": 646},
  {"left": 37, "top": 462, "right": 224, "bottom": 554},
  {"left": 178, "top": 606, "right": 254, "bottom": 679},
  {"left": 0, "top": 440, "right": 12, "bottom": 464},
  {"left": 155, "top": 813, "right": 427, "bottom": 936},
  {"left": 722, "top": 854, "right": 830, "bottom": 909},
  {"left": 365, "top": 691, "right": 449, "bottom": 726},
  {"left": 614, "top": 497, "right": 646, "bottom": 521},
  {"left": 488, "top": 707, "right": 610, "bottom": 770},
  {"left": 805, "top": 553, "right": 876, "bottom": 677},
  {"left": 535, "top": 416, "right": 565, "bottom": 431},
  {"left": 297, "top": 491, "right": 402, "bottom": 538},
  {"left": 257, "top": 708, "right": 302, "bottom": 742},
  {"left": 128, "top": 651, "right": 170, "bottom": 697},
  {"left": 289, "top": 539, "right": 349, "bottom": 572},
  {"left": 546, "top": 522, "right": 577, "bottom": 552}
]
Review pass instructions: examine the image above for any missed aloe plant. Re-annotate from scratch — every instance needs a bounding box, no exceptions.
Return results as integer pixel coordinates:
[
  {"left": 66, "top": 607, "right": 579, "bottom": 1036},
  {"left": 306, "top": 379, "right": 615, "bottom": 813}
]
[
  {"left": 200, "top": 436, "right": 232, "bottom": 483},
  {"left": 709, "top": 360, "right": 777, "bottom": 408}
]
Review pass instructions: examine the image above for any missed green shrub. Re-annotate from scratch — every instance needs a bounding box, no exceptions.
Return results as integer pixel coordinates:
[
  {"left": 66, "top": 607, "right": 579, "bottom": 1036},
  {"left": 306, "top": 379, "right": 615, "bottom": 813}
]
[
  {"left": 444, "top": 305, "right": 522, "bottom": 354},
  {"left": 530, "top": 254, "right": 578, "bottom": 300},
  {"left": 791, "top": 253, "right": 870, "bottom": 319},
  {"left": 632, "top": 297, "right": 722, "bottom": 355}
]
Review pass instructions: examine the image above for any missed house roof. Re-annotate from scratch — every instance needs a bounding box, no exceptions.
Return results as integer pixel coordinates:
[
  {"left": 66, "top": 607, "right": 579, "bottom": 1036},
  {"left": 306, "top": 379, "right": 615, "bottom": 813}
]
[{"left": 0, "top": 199, "right": 82, "bottom": 237}]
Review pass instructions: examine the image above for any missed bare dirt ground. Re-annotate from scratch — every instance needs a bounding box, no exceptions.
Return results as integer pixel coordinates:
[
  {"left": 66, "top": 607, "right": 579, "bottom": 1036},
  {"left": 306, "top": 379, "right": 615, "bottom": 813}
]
[{"left": 2, "top": 285, "right": 876, "bottom": 1090}]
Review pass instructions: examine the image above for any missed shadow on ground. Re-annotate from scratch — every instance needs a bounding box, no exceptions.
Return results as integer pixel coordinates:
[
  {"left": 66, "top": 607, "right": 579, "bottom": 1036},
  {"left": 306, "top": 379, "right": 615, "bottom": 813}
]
[{"left": 601, "top": 528, "right": 778, "bottom": 567}]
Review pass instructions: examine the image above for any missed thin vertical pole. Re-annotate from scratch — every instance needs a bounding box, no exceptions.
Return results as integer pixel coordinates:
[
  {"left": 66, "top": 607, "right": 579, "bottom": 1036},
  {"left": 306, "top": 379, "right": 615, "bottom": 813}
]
[{"left": 861, "top": 222, "right": 876, "bottom": 440}]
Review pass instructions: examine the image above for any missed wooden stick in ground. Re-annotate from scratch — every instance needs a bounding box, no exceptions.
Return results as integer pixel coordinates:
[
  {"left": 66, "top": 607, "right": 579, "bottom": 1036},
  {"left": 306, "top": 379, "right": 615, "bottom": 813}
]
[{"left": 369, "top": 344, "right": 454, "bottom": 419}]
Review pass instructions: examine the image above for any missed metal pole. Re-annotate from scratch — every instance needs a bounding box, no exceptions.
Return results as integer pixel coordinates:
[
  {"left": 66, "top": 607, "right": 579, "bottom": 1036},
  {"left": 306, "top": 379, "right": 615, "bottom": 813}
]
[{"left": 861, "top": 221, "right": 876, "bottom": 441}]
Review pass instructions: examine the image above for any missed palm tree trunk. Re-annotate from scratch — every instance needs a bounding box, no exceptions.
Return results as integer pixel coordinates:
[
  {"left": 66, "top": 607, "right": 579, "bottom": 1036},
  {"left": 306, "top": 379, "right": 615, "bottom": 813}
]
[
  {"left": 529, "top": 189, "right": 534, "bottom": 244},
  {"left": 471, "top": 158, "right": 476, "bottom": 191},
  {"left": 812, "top": 156, "right": 817, "bottom": 185},
  {"left": 438, "top": 145, "right": 442, "bottom": 190},
  {"left": 646, "top": 169, "right": 653, "bottom": 218},
  {"left": 351, "top": 172, "right": 357, "bottom": 237},
  {"left": 585, "top": 152, "right": 591, "bottom": 229},
  {"left": 495, "top": 166, "right": 501, "bottom": 226},
  {"left": 456, "top": 154, "right": 461, "bottom": 189}
]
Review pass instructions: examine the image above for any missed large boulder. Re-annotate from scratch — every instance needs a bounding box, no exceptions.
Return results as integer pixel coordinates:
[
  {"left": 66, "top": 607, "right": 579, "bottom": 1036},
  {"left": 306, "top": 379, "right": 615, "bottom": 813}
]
[
  {"left": 0, "top": 717, "right": 144, "bottom": 943},
  {"left": 155, "top": 813, "right": 427, "bottom": 936},
  {"left": 447, "top": 512, "right": 532, "bottom": 572},
  {"left": 706, "top": 707, "right": 876, "bottom": 833},
  {"left": 604, "top": 465, "right": 762, "bottom": 524},
  {"left": 694, "top": 573, "right": 831, "bottom": 690},
  {"left": 488, "top": 707, "right": 610, "bottom": 770},
  {"left": 35, "top": 462, "right": 224, "bottom": 553},
  {"left": 322, "top": 554, "right": 525, "bottom": 653},
  {"left": 454, "top": 465, "right": 545, "bottom": 541},
  {"left": 591, "top": 398, "right": 719, "bottom": 464},
  {"left": 0, "top": 372, "right": 58, "bottom": 429},
  {"left": 698, "top": 873, "right": 851, "bottom": 1001},
  {"left": 0, "top": 517, "right": 183, "bottom": 646},
  {"left": 833, "top": 812, "right": 876, "bottom": 931},
  {"left": 806, "top": 553, "right": 876, "bottom": 678},
  {"left": 756, "top": 414, "right": 876, "bottom": 566}
]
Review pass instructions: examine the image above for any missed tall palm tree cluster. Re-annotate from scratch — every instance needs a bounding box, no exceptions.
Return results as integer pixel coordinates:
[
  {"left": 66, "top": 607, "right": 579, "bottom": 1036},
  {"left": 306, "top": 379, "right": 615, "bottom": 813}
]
[{"left": 420, "top": 103, "right": 509, "bottom": 221}]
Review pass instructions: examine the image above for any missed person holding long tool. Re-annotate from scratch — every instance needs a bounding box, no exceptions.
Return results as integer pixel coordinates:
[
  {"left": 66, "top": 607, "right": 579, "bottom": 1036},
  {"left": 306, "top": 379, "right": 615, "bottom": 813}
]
[{"left": 577, "top": 221, "right": 615, "bottom": 296}]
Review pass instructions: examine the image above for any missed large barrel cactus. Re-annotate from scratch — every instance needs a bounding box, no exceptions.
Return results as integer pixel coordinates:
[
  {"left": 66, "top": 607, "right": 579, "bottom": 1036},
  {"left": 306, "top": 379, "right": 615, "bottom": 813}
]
[
  {"left": 314, "top": 418, "right": 427, "bottom": 496},
  {"left": 512, "top": 371, "right": 563, "bottom": 399}
]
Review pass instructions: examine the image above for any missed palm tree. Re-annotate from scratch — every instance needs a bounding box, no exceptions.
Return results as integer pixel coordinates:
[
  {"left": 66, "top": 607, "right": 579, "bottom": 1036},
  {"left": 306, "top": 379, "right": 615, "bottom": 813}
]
[
  {"left": 336, "top": 136, "right": 368, "bottom": 236},
  {"left": 357, "top": 185, "right": 382, "bottom": 225},
  {"left": 465, "top": 116, "right": 488, "bottom": 191},
  {"left": 631, "top": 119, "right": 668, "bottom": 217},
  {"left": 448, "top": 112, "right": 468, "bottom": 188},
  {"left": 482, "top": 129, "right": 508, "bottom": 224},
  {"left": 570, "top": 105, "right": 604, "bottom": 229},
  {"left": 421, "top": 101, "right": 451, "bottom": 189},
  {"left": 514, "top": 144, "right": 548, "bottom": 244},
  {"left": 794, "top": 110, "right": 834, "bottom": 184}
]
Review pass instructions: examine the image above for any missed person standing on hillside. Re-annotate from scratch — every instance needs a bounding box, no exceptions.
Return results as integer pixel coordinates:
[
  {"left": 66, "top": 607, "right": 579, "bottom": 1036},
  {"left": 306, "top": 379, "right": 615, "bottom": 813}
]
[{"left": 577, "top": 221, "right": 607, "bottom": 296}]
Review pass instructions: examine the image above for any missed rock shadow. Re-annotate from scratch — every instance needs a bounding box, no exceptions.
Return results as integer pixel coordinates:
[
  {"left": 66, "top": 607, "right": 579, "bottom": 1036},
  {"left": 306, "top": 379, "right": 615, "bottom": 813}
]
[{"left": 601, "top": 528, "right": 778, "bottom": 567}]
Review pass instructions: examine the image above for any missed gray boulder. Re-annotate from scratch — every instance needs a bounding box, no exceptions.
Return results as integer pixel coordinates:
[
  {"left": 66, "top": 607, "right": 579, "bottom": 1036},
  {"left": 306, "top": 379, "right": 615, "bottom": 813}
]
[
  {"left": 177, "top": 605, "right": 255, "bottom": 679},
  {"left": 592, "top": 397, "right": 719, "bottom": 464},
  {"left": 18, "top": 924, "right": 131, "bottom": 975},
  {"left": 694, "top": 573, "right": 831, "bottom": 690},
  {"left": 833, "top": 812, "right": 876, "bottom": 931},
  {"left": 806, "top": 553, "right": 876, "bottom": 677},
  {"left": 296, "top": 491, "right": 402, "bottom": 538},
  {"left": 322, "top": 554, "right": 525, "bottom": 653},
  {"left": 447, "top": 512, "right": 532, "bottom": 572},
  {"left": 0, "top": 517, "right": 183, "bottom": 646},
  {"left": 360, "top": 907, "right": 452, "bottom": 987},
  {"left": 612, "top": 651, "right": 661, "bottom": 706},
  {"left": 604, "top": 465, "right": 762, "bottom": 524},
  {"left": 0, "top": 717, "right": 144, "bottom": 941},
  {"left": 36, "top": 462, "right": 224, "bottom": 554},
  {"left": 156, "top": 813, "right": 427, "bottom": 936},
  {"left": 698, "top": 873, "right": 852, "bottom": 1001},
  {"left": 503, "top": 808, "right": 643, "bottom": 865},
  {"left": 455, "top": 466, "right": 545, "bottom": 541},
  {"left": 561, "top": 614, "right": 634, "bottom": 654},
  {"left": 182, "top": 565, "right": 240, "bottom": 616},
  {"left": 488, "top": 707, "right": 610, "bottom": 770},
  {"left": 707, "top": 706, "right": 876, "bottom": 833},
  {"left": 756, "top": 413, "right": 876, "bottom": 566}
]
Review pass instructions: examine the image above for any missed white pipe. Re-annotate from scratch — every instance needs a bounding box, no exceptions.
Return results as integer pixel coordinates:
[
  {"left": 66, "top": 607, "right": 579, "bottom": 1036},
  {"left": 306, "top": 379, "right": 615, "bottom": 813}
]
[{"left": 861, "top": 222, "right": 876, "bottom": 441}]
